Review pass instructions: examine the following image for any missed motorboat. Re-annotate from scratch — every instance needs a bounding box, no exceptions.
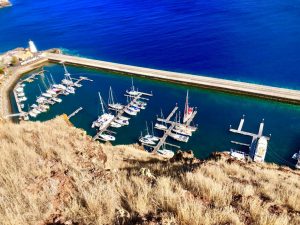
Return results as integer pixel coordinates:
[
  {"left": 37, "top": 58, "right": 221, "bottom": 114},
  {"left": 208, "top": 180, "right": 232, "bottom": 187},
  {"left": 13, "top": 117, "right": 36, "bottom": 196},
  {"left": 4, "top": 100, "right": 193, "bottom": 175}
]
[
  {"left": 110, "top": 122, "right": 122, "bottom": 128},
  {"left": 115, "top": 118, "right": 129, "bottom": 126},
  {"left": 128, "top": 105, "right": 140, "bottom": 112},
  {"left": 19, "top": 97, "right": 27, "bottom": 102},
  {"left": 99, "top": 133, "right": 116, "bottom": 142},
  {"left": 66, "top": 86, "right": 75, "bottom": 94},
  {"left": 124, "top": 108, "right": 137, "bottom": 116},
  {"left": 169, "top": 132, "right": 189, "bottom": 143},
  {"left": 42, "top": 93, "right": 52, "bottom": 98},
  {"left": 29, "top": 111, "right": 37, "bottom": 118},
  {"left": 172, "top": 127, "right": 192, "bottom": 136},
  {"left": 157, "top": 149, "right": 174, "bottom": 158},
  {"left": 118, "top": 115, "right": 130, "bottom": 121},
  {"left": 52, "top": 97, "right": 62, "bottom": 103}
]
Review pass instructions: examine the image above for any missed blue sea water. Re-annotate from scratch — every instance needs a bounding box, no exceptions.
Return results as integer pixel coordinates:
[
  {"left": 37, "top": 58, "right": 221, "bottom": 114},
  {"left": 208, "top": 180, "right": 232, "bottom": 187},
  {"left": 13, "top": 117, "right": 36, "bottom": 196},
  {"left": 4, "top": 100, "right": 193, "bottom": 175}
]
[
  {"left": 1, "top": 0, "right": 300, "bottom": 166},
  {"left": 1, "top": 0, "right": 300, "bottom": 88}
]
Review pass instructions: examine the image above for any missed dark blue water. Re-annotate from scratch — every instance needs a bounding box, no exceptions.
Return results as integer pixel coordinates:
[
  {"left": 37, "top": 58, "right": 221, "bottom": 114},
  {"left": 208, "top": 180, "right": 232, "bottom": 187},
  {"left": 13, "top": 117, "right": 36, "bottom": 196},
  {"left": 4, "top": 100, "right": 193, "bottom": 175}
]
[
  {"left": 2, "top": 0, "right": 300, "bottom": 166},
  {"left": 11, "top": 65, "right": 300, "bottom": 167},
  {"left": 1, "top": 0, "right": 300, "bottom": 88}
]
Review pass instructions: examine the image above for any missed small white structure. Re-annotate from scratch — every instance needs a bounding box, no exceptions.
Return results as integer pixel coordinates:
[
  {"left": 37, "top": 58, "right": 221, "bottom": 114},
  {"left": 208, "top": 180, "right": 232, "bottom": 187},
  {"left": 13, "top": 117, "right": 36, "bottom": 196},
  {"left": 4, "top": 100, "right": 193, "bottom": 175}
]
[{"left": 28, "top": 40, "right": 38, "bottom": 53}]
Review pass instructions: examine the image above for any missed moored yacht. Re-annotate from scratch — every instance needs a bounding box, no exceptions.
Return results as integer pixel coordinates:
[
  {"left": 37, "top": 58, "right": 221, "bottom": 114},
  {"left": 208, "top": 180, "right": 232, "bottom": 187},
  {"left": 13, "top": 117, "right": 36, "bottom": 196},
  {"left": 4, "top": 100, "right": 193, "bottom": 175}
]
[
  {"left": 126, "top": 78, "right": 139, "bottom": 96},
  {"left": 99, "top": 133, "right": 116, "bottom": 142},
  {"left": 91, "top": 92, "right": 115, "bottom": 130},
  {"left": 169, "top": 132, "right": 189, "bottom": 143},
  {"left": 108, "top": 86, "right": 124, "bottom": 110}
]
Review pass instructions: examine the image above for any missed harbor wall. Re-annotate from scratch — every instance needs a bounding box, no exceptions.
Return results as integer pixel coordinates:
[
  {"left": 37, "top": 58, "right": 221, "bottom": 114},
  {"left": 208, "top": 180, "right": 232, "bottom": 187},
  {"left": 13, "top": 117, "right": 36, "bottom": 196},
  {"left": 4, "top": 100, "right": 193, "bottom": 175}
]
[{"left": 44, "top": 53, "right": 300, "bottom": 105}]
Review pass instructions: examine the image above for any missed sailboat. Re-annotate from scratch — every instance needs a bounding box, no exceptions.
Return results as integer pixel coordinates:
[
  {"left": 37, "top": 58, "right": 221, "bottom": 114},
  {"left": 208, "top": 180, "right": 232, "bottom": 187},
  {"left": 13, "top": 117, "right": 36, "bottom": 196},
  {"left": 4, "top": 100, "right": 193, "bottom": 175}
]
[
  {"left": 108, "top": 86, "right": 124, "bottom": 110},
  {"left": 92, "top": 92, "right": 115, "bottom": 130},
  {"left": 139, "top": 132, "right": 156, "bottom": 145},
  {"left": 126, "top": 77, "right": 139, "bottom": 96},
  {"left": 144, "top": 121, "right": 160, "bottom": 142},
  {"left": 183, "top": 90, "right": 194, "bottom": 124},
  {"left": 157, "top": 144, "right": 174, "bottom": 158},
  {"left": 155, "top": 109, "right": 168, "bottom": 131},
  {"left": 172, "top": 113, "right": 193, "bottom": 136},
  {"left": 292, "top": 150, "right": 300, "bottom": 169},
  {"left": 61, "top": 63, "right": 74, "bottom": 86}
]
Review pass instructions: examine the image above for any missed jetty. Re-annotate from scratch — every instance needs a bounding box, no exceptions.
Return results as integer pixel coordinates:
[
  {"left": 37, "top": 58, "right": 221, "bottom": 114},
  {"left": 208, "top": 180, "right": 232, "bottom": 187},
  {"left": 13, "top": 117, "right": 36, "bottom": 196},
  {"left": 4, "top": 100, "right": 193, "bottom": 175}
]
[
  {"left": 93, "top": 90, "right": 153, "bottom": 141},
  {"left": 43, "top": 52, "right": 300, "bottom": 104},
  {"left": 229, "top": 115, "right": 271, "bottom": 162},
  {"left": 143, "top": 105, "right": 197, "bottom": 153}
]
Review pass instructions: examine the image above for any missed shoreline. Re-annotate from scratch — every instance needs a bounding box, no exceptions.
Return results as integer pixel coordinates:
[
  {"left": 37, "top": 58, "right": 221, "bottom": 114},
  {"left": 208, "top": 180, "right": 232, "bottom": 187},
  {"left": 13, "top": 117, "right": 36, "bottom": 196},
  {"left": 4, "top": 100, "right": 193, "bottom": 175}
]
[
  {"left": 3, "top": 49, "right": 300, "bottom": 120},
  {"left": 0, "top": 58, "right": 48, "bottom": 119}
]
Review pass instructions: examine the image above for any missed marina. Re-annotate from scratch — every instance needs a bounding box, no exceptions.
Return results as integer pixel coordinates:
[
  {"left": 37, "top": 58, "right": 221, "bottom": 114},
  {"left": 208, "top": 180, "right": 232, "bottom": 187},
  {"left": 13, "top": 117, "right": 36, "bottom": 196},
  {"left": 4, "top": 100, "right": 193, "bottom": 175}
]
[
  {"left": 92, "top": 84, "right": 153, "bottom": 142},
  {"left": 9, "top": 65, "right": 92, "bottom": 121},
  {"left": 140, "top": 91, "right": 198, "bottom": 157},
  {"left": 5, "top": 64, "right": 300, "bottom": 167}
]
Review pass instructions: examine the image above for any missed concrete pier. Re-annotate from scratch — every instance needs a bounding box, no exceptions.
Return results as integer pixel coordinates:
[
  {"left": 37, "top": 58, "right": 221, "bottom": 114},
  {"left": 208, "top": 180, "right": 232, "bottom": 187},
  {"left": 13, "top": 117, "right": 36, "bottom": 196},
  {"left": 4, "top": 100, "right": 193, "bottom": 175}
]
[{"left": 44, "top": 52, "right": 300, "bottom": 104}]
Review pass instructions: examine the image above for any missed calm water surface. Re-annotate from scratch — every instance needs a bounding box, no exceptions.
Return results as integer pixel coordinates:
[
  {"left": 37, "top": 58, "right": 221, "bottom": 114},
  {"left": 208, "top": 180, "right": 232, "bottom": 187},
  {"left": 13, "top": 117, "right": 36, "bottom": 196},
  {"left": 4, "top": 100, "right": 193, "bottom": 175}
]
[
  {"left": 1, "top": 0, "right": 300, "bottom": 166},
  {"left": 11, "top": 65, "right": 300, "bottom": 167}
]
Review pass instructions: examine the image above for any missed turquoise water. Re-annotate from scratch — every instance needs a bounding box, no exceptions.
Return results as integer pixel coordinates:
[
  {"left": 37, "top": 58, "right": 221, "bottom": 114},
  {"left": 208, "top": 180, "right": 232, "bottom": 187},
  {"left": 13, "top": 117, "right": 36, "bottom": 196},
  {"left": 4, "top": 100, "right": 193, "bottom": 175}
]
[{"left": 12, "top": 64, "right": 300, "bottom": 167}]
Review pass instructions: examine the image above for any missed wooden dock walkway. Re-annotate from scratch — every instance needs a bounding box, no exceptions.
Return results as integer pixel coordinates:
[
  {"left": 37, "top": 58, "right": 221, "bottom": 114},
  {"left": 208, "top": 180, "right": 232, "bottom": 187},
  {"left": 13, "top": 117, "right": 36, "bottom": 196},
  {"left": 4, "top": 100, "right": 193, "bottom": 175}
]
[{"left": 44, "top": 52, "right": 300, "bottom": 104}]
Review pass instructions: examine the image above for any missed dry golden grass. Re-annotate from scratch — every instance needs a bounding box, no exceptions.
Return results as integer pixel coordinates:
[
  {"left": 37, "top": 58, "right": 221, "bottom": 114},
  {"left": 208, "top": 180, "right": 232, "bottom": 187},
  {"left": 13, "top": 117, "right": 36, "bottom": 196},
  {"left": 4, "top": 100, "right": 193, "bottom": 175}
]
[{"left": 0, "top": 117, "right": 299, "bottom": 225}]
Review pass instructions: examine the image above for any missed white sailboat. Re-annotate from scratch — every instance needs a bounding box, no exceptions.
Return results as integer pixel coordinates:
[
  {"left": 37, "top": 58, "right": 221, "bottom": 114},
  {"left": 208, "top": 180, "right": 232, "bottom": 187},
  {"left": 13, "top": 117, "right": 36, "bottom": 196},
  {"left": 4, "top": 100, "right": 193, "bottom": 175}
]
[
  {"left": 155, "top": 110, "right": 168, "bottom": 131},
  {"left": 144, "top": 121, "right": 160, "bottom": 142},
  {"left": 126, "top": 77, "right": 139, "bottom": 96},
  {"left": 292, "top": 150, "right": 300, "bottom": 169},
  {"left": 183, "top": 90, "right": 194, "bottom": 124},
  {"left": 108, "top": 86, "right": 124, "bottom": 110},
  {"left": 61, "top": 63, "right": 74, "bottom": 86},
  {"left": 92, "top": 92, "right": 115, "bottom": 130},
  {"left": 139, "top": 132, "right": 156, "bottom": 145},
  {"left": 157, "top": 144, "right": 174, "bottom": 158}
]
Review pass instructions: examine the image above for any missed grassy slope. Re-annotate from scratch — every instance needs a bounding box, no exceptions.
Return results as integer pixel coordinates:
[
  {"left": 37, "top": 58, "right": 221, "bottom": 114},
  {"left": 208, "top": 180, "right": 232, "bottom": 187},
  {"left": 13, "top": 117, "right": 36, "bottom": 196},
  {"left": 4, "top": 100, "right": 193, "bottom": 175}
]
[{"left": 0, "top": 117, "right": 299, "bottom": 225}]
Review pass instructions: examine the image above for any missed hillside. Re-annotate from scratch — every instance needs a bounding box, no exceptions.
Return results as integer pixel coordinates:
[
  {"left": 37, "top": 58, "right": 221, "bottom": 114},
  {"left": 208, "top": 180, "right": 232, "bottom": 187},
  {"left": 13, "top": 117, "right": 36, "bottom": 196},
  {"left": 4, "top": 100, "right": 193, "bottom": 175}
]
[{"left": 0, "top": 117, "right": 299, "bottom": 225}]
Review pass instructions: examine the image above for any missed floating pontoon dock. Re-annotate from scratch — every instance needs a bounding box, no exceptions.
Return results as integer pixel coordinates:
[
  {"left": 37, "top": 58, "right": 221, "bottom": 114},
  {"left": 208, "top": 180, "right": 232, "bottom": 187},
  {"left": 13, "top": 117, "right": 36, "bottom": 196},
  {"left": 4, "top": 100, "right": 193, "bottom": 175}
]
[
  {"left": 93, "top": 91, "right": 153, "bottom": 141},
  {"left": 43, "top": 52, "right": 300, "bottom": 104},
  {"left": 143, "top": 105, "right": 197, "bottom": 153}
]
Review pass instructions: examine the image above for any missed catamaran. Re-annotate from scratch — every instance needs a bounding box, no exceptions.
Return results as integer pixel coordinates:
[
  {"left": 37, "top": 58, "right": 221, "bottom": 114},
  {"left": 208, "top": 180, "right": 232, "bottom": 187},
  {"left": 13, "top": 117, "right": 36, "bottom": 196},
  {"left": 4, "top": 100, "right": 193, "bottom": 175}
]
[
  {"left": 183, "top": 90, "right": 194, "bottom": 124},
  {"left": 108, "top": 86, "right": 124, "bottom": 110},
  {"left": 92, "top": 92, "right": 115, "bottom": 130},
  {"left": 126, "top": 78, "right": 139, "bottom": 96}
]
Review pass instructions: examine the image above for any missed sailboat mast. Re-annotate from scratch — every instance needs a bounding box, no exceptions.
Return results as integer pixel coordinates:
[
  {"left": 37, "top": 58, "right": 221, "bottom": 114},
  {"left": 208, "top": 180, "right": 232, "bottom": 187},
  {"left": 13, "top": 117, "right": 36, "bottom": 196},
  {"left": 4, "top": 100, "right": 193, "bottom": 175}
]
[
  {"left": 98, "top": 92, "right": 106, "bottom": 115},
  {"left": 146, "top": 121, "right": 150, "bottom": 135},
  {"left": 50, "top": 73, "right": 56, "bottom": 85},
  {"left": 131, "top": 77, "right": 134, "bottom": 91},
  {"left": 183, "top": 90, "right": 189, "bottom": 123}
]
